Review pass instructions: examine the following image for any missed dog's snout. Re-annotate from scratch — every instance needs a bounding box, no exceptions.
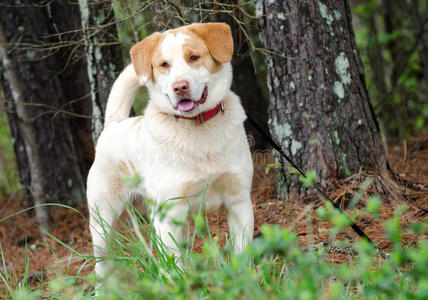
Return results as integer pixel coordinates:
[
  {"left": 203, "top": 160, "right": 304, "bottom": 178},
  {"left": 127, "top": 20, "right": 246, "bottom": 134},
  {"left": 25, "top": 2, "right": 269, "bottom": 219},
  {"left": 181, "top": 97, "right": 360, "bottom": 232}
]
[{"left": 172, "top": 80, "right": 190, "bottom": 95}]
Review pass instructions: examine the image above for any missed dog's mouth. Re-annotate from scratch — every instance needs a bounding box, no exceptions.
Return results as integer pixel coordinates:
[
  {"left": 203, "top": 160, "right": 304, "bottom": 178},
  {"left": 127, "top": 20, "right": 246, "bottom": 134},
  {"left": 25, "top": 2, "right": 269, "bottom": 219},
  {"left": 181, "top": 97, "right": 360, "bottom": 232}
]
[{"left": 177, "top": 87, "right": 208, "bottom": 112}]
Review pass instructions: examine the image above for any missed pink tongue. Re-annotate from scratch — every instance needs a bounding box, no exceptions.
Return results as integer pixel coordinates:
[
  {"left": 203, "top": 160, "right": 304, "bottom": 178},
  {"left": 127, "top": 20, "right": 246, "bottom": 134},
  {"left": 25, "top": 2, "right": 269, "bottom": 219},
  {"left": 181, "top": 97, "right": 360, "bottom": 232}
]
[{"left": 178, "top": 100, "right": 196, "bottom": 112}]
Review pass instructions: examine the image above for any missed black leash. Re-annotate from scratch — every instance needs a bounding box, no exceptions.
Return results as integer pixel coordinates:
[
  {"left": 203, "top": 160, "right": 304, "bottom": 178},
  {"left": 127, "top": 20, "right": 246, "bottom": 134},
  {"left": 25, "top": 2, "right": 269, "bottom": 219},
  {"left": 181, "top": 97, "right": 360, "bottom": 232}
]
[{"left": 246, "top": 114, "right": 388, "bottom": 258}]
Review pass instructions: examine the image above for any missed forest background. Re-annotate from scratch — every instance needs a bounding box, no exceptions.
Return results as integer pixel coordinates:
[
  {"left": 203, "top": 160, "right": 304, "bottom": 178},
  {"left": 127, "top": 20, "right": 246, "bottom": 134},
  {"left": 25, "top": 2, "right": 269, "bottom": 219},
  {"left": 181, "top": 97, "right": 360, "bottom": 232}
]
[{"left": 0, "top": 0, "right": 428, "bottom": 298}]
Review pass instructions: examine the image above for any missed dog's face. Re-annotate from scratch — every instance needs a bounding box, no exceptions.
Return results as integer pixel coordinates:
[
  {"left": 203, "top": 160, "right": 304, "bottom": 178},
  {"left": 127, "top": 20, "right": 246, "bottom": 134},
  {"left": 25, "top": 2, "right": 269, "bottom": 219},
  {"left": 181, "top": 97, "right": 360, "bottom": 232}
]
[{"left": 130, "top": 23, "right": 234, "bottom": 117}]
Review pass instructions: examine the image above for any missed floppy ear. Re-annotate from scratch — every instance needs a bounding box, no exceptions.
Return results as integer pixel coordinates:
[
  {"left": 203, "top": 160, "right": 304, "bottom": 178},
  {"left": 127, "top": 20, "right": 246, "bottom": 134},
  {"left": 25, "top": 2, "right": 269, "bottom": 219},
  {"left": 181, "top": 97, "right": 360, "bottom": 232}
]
[
  {"left": 130, "top": 32, "right": 163, "bottom": 84},
  {"left": 188, "top": 23, "right": 234, "bottom": 63}
]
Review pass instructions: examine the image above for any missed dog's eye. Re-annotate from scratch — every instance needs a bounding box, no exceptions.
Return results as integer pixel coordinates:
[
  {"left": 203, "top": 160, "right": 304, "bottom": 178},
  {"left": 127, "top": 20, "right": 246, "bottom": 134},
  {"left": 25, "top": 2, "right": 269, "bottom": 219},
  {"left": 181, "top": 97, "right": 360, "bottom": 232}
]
[
  {"left": 160, "top": 62, "right": 169, "bottom": 68},
  {"left": 189, "top": 55, "right": 200, "bottom": 62}
]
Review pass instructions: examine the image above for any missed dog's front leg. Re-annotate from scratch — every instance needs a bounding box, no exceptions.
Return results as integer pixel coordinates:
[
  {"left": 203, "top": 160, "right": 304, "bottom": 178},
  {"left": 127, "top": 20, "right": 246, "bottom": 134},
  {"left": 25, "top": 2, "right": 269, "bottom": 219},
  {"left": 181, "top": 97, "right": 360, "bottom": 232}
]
[
  {"left": 152, "top": 203, "right": 188, "bottom": 258},
  {"left": 88, "top": 195, "right": 127, "bottom": 275},
  {"left": 226, "top": 192, "right": 254, "bottom": 253}
]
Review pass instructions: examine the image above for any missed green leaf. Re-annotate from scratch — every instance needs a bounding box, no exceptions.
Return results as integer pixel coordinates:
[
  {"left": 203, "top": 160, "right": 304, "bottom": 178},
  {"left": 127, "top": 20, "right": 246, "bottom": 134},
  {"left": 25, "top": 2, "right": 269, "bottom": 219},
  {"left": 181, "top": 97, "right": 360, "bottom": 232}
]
[
  {"left": 265, "top": 162, "right": 281, "bottom": 174},
  {"left": 331, "top": 213, "right": 352, "bottom": 231},
  {"left": 299, "top": 170, "right": 317, "bottom": 188},
  {"left": 366, "top": 195, "right": 381, "bottom": 214}
]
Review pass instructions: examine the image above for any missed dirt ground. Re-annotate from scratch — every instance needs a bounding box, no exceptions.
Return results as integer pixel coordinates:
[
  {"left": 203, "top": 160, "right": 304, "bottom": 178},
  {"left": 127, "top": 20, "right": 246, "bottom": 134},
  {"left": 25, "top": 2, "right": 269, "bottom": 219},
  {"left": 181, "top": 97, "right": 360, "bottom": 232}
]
[{"left": 0, "top": 137, "right": 427, "bottom": 288}]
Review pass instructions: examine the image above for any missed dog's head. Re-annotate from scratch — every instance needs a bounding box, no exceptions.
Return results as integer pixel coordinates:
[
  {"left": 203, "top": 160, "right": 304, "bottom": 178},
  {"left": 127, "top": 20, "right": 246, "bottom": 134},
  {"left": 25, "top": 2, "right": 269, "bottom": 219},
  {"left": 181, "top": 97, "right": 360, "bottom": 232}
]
[{"left": 130, "top": 23, "right": 234, "bottom": 117}]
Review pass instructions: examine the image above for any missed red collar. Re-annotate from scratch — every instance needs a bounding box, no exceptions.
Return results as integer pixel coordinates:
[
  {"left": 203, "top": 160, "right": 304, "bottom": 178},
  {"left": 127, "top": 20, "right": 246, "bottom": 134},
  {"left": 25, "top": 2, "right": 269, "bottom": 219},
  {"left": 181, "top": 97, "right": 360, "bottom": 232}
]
[{"left": 175, "top": 101, "right": 225, "bottom": 124}]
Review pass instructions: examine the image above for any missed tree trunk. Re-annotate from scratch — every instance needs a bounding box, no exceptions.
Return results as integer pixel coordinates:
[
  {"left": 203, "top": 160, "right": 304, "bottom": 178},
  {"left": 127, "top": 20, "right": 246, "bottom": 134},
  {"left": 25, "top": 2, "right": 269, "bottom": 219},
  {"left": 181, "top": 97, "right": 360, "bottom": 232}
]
[
  {"left": 257, "top": 0, "right": 387, "bottom": 197},
  {"left": 0, "top": 24, "right": 49, "bottom": 233},
  {"left": 79, "top": 0, "right": 124, "bottom": 143},
  {"left": 0, "top": 1, "right": 94, "bottom": 208},
  {"left": 362, "top": 3, "right": 389, "bottom": 115},
  {"left": 151, "top": 0, "right": 269, "bottom": 148},
  {"left": 382, "top": 0, "right": 411, "bottom": 138},
  {"left": 410, "top": 0, "right": 428, "bottom": 91}
]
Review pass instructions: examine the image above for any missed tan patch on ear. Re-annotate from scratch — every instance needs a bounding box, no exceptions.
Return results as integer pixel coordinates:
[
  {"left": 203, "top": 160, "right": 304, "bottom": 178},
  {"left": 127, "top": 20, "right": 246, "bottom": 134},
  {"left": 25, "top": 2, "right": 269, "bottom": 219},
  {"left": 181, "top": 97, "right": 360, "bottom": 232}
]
[
  {"left": 200, "top": 52, "right": 222, "bottom": 74},
  {"left": 130, "top": 32, "right": 164, "bottom": 82},
  {"left": 187, "top": 23, "right": 234, "bottom": 63},
  {"left": 181, "top": 33, "right": 222, "bottom": 74}
]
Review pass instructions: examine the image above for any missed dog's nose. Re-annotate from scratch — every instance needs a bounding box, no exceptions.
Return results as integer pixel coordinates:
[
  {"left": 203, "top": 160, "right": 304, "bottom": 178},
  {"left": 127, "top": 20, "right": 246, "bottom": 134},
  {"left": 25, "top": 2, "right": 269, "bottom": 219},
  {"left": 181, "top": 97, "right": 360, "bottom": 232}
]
[{"left": 172, "top": 80, "right": 190, "bottom": 95}]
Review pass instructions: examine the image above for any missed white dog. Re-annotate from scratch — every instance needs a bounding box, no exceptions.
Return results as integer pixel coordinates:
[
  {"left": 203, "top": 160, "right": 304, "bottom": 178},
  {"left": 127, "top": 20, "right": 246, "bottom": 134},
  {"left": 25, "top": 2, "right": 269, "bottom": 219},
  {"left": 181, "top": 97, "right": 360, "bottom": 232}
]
[{"left": 87, "top": 23, "right": 254, "bottom": 275}]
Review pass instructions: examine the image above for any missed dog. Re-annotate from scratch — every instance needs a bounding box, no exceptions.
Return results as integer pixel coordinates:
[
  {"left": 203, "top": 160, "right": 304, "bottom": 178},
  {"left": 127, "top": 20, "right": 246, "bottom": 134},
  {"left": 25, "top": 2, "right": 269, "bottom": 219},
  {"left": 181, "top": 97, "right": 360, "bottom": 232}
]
[{"left": 87, "top": 23, "right": 254, "bottom": 275}]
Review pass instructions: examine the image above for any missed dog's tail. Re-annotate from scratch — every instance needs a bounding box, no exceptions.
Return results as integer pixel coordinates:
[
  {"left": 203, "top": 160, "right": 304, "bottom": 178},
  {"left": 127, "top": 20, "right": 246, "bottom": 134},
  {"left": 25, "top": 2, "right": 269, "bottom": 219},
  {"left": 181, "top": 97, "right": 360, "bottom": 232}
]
[{"left": 104, "top": 64, "right": 141, "bottom": 127}]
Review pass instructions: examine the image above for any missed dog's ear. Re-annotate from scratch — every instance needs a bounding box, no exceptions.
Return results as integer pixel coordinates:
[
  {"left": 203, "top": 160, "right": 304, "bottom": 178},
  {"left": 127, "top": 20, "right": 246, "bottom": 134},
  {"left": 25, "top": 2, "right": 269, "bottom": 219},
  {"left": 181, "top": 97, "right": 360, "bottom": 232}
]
[
  {"left": 188, "top": 23, "right": 234, "bottom": 63},
  {"left": 130, "top": 32, "right": 163, "bottom": 85}
]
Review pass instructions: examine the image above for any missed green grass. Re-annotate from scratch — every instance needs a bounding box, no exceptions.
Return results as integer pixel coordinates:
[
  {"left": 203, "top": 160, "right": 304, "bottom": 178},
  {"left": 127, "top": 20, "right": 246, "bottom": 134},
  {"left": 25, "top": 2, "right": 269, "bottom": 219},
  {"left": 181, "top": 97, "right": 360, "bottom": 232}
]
[
  {"left": 1, "top": 194, "right": 428, "bottom": 299},
  {"left": 0, "top": 109, "right": 21, "bottom": 197}
]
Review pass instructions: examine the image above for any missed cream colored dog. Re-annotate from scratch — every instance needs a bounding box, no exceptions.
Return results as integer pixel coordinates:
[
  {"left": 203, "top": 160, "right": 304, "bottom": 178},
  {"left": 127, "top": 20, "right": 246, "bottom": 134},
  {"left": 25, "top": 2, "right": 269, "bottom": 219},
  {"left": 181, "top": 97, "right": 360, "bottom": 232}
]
[{"left": 87, "top": 23, "right": 254, "bottom": 275}]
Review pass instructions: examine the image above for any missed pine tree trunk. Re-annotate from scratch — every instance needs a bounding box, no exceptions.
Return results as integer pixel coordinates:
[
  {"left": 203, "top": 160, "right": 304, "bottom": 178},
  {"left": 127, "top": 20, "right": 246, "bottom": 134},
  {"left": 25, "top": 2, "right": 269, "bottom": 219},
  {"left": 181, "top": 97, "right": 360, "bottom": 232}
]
[
  {"left": 363, "top": 4, "right": 389, "bottom": 116},
  {"left": 382, "top": 0, "right": 411, "bottom": 138},
  {"left": 0, "top": 1, "right": 94, "bottom": 207},
  {"left": 79, "top": 0, "right": 124, "bottom": 143},
  {"left": 0, "top": 24, "right": 50, "bottom": 233},
  {"left": 257, "top": 0, "right": 387, "bottom": 196},
  {"left": 409, "top": 0, "right": 428, "bottom": 94}
]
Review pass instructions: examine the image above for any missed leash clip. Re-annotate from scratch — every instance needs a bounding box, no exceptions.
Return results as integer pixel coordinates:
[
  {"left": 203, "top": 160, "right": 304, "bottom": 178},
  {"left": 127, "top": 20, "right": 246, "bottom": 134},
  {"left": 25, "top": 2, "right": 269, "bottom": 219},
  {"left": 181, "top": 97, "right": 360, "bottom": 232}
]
[{"left": 219, "top": 100, "right": 225, "bottom": 113}]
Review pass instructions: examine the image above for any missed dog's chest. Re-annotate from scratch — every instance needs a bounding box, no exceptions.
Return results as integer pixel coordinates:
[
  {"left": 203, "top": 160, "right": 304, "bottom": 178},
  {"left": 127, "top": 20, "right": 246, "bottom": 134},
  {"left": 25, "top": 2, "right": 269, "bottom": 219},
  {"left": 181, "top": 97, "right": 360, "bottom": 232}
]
[
  {"left": 170, "top": 171, "right": 240, "bottom": 213},
  {"left": 138, "top": 146, "right": 238, "bottom": 208}
]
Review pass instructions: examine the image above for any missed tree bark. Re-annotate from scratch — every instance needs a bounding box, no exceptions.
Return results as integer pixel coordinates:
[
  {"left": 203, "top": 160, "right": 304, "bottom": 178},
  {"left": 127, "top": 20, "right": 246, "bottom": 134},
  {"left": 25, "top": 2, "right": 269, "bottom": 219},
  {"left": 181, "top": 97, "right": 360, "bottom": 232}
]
[
  {"left": 0, "top": 24, "right": 49, "bottom": 233},
  {"left": 79, "top": 0, "right": 124, "bottom": 143},
  {"left": 410, "top": 0, "right": 428, "bottom": 90},
  {"left": 363, "top": 3, "right": 389, "bottom": 114},
  {"left": 382, "top": 0, "right": 412, "bottom": 138},
  {"left": 0, "top": 0, "right": 94, "bottom": 207},
  {"left": 257, "top": 0, "right": 387, "bottom": 197}
]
